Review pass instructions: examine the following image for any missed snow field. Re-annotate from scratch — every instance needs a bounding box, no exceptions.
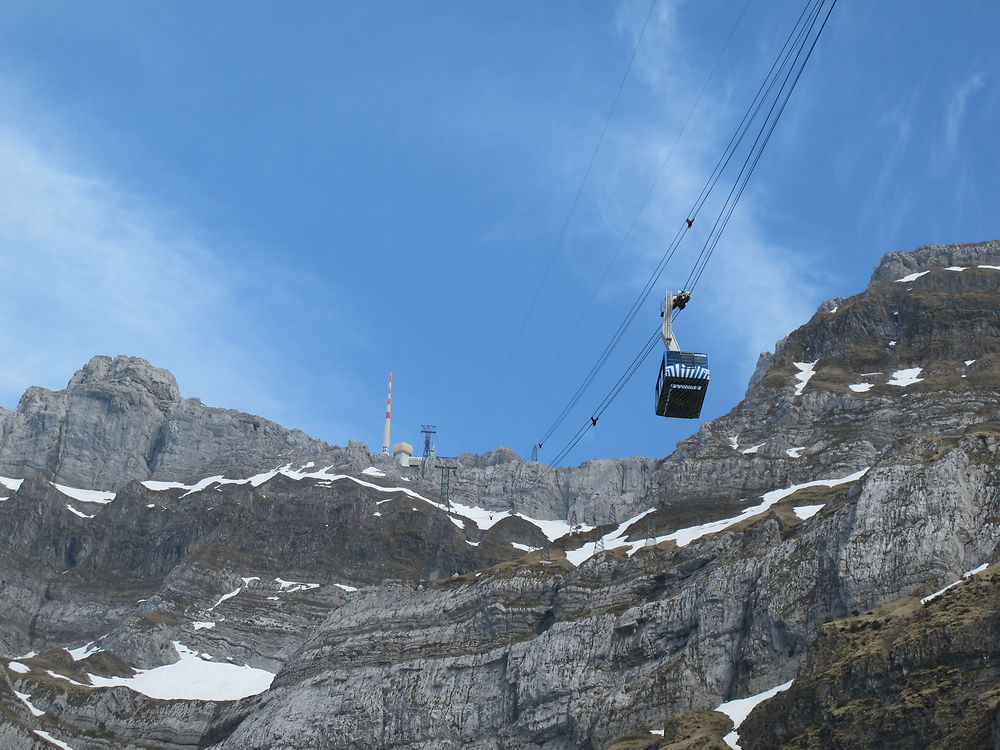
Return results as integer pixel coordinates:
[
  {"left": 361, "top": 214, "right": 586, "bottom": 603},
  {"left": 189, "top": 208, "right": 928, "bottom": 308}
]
[
  {"left": 0, "top": 475, "right": 24, "bottom": 491},
  {"left": 792, "top": 361, "right": 818, "bottom": 396},
  {"left": 886, "top": 368, "right": 924, "bottom": 387},
  {"left": 15, "top": 689, "right": 44, "bottom": 716},
  {"left": 275, "top": 577, "right": 320, "bottom": 593},
  {"left": 87, "top": 642, "right": 274, "bottom": 701},
  {"left": 567, "top": 470, "right": 868, "bottom": 566},
  {"left": 51, "top": 484, "right": 115, "bottom": 504},
  {"left": 34, "top": 730, "right": 76, "bottom": 750},
  {"left": 920, "top": 562, "right": 991, "bottom": 605},
  {"left": 894, "top": 271, "right": 929, "bottom": 283},
  {"left": 716, "top": 680, "right": 794, "bottom": 749},
  {"left": 68, "top": 642, "right": 102, "bottom": 661},
  {"left": 793, "top": 505, "right": 824, "bottom": 520}
]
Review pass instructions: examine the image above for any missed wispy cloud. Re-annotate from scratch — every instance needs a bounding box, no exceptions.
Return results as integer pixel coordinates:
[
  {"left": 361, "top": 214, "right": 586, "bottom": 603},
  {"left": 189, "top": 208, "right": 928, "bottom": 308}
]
[
  {"left": 0, "top": 75, "right": 354, "bottom": 438},
  {"left": 944, "top": 72, "right": 984, "bottom": 158},
  {"left": 577, "top": 0, "right": 824, "bottom": 366}
]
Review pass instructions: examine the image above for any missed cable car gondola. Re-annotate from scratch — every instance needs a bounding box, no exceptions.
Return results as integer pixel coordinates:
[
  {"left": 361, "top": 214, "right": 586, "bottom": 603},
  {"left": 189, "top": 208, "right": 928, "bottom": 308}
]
[{"left": 655, "top": 290, "right": 710, "bottom": 419}]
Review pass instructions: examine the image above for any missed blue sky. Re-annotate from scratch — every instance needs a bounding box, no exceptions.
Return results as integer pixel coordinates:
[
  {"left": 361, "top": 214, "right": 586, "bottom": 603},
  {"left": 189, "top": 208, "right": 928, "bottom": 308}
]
[{"left": 0, "top": 0, "right": 997, "bottom": 466}]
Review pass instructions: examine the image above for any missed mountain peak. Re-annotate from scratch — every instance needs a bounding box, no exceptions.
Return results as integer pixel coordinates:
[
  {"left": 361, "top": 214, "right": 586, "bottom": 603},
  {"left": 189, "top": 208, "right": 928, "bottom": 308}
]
[
  {"left": 67, "top": 355, "right": 181, "bottom": 402},
  {"left": 869, "top": 238, "right": 1000, "bottom": 286}
]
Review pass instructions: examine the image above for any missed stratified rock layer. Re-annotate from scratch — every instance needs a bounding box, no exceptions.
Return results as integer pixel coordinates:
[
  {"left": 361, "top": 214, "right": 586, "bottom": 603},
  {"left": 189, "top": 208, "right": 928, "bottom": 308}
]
[{"left": 0, "top": 239, "right": 999, "bottom": 749}]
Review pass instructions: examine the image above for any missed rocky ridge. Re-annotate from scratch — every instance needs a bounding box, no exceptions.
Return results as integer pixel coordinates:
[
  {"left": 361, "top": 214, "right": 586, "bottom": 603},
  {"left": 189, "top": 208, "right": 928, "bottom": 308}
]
[{"left": 0, "top": 239, "right": 998, "bottom": 749}]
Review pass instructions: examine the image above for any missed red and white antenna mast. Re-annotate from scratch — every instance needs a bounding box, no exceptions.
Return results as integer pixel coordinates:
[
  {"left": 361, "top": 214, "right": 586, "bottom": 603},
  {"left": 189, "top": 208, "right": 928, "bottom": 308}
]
[{"left": 381, "top": 372, "right": 392, "bottom": 455}]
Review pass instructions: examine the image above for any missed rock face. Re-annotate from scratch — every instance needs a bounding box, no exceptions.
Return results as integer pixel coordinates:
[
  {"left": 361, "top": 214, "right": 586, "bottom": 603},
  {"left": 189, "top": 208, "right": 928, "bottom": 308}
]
[
  {"left": 1, "top": 239, "right": 999, "bottom": 750},
  {"left": 740, "top": 562, "right": 1000, "bottom": 750},
  {"left": 0, "top": 355, "right": 352, "bottom": 489}
]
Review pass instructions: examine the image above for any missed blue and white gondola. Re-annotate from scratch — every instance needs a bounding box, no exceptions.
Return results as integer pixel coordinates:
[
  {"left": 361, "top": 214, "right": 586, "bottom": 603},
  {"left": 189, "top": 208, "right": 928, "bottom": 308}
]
[
  {"left": 655, "top": 290, "right": 710, "bottom": 419},
  {"left": 655, "top": 351, "right": 710, "bottom": 419}
]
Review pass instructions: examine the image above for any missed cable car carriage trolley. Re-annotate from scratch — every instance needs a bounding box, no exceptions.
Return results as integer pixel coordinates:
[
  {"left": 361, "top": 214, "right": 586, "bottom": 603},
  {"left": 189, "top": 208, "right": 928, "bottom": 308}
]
[{"left": 655, "top": 290, "right": 710, "bottom": 419}]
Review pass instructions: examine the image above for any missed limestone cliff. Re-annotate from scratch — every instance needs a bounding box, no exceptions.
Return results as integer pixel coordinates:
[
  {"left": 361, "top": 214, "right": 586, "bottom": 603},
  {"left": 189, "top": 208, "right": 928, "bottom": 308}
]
[{"left": 0, "top": 239, "right": 999, "bottom": 749}]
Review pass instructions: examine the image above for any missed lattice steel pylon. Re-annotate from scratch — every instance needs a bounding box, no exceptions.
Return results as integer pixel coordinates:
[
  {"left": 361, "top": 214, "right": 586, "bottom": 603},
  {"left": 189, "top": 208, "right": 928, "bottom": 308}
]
[
  {"left": 644, "top": 511, "right": 657, "bottom": 546},
  {"left": 437, "top": 462, "right": 457, "bottom": 510}
]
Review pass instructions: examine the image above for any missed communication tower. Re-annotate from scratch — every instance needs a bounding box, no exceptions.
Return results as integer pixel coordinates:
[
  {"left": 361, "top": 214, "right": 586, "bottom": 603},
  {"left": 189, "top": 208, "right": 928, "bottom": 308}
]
[
  {"left": 420, "top": 425, "right": 436, "bottom": 477},
  {"left": 381, "top": 372, "right": 393, "bottom": 455}
]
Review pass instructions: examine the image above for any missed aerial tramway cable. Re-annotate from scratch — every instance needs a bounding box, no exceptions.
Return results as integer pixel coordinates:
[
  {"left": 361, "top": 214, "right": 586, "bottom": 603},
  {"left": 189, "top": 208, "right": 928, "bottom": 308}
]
[
  {"left": 687, "top": 0, "right": 838, "bottom": 294},
  {"left": 461, "top": 0, "right": 659, "bottom": 447},
  {"left": 498, "top": 0, "right": 753, "bottom": 446},
  {"left": 533, "top": 0, "right": 825, "bottom": 460},
  {"left": 542, "top": 0, "right": 837, "bottom": 467}
]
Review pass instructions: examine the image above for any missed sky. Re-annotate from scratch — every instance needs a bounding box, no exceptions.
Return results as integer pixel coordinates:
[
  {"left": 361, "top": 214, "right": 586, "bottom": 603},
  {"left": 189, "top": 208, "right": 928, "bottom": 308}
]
[{"left": 0, "top": 0, "right": 997, "bottom": 466}]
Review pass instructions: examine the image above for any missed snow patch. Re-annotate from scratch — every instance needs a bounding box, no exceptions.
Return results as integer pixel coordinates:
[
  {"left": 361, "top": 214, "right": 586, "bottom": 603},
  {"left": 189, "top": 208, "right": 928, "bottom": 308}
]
[
  {"left": 361, "top": 467, "right": 386, "bottom": 477},
  {"left": 0, "top": 475, "right": 24, "bottom": 491},
  {"left": 567, "top": 470, "right": 869, "bottom": 566},
  {"left": 511, "top": 542, "right": 541, "bottom": 552},
  {"left": 14, "top": 690, "right": 44, "bottom": 716},
  {"left": 45, "top": 670, "right": 89, "bottom": 687},
  {"left": 887, "top": 367, "right": 924, "bottom": 387},
  {"left": 87, "top": 642, "right": 274, "bottom": 701},
  {"left": 68, "top": 643, "right": 102, "bottom": 661},
  {"left": 741, "top": 443, "right": 764, "bottom": 455},
  {"left": 209, "top": 587, "right": 243, "bottom": 611},
  {"left": 792, "top": 361, "right": 818, "bottom": 396},
  {"left": 33, "top": 731, "right": 75, "bottom": 750},
  {"left": 155, "top": 464, "right": 587, "bottom": 546},
  {"left": 8, "top": 661, "right": 29, "bottom": 673},
  {"left": 893, "top": 270, "right": 929, "bottom": 283},
  {"left": 921, "top": 562, "right": 991, "bottom": 605},
  {"left": 848, "top": 382, "right": 874, "bottom": 392},
  {"left": 274, "top": 577, "right": 320, "bottom": 593},
  {"left": 141, "top": 480, "right": 190, "bottom": 491},
  {"left": 654, "top": 470, "right": 867, "bottom": 550},
  {"left": 979, "top": 264, "right": 1000, "bottom": 271},
  {"left": 66, "top": 505, "right": 96, "bottom": 519},
  {"left": 564, "top": 509, "right": 657, "bottom": 566},
  {"left": 728, "top": 436, "right": 739, "bottom": 450},
  {"left": 192, "top": 621, "right": 215, "bottom": 630},
  {"left": 716, "top": 680, "right": 794, "bottom": 749},
  {"left": 333, "top": 583, "right": 358, "bottom": 592},
  {"left": 945, "top": 266, "right": 967, "bottom": 271},
  {"left": 793, "top": 505, "right": 824, "bottom": 520},
  {"left": 51, "top": 484, "right": 115, "bottom": 504},
  {"left": 785, "top": 447, "right": 805, "bottom": 458},
  {"left": 965, "top": 359, "right": 976, "bottom": 366}
]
